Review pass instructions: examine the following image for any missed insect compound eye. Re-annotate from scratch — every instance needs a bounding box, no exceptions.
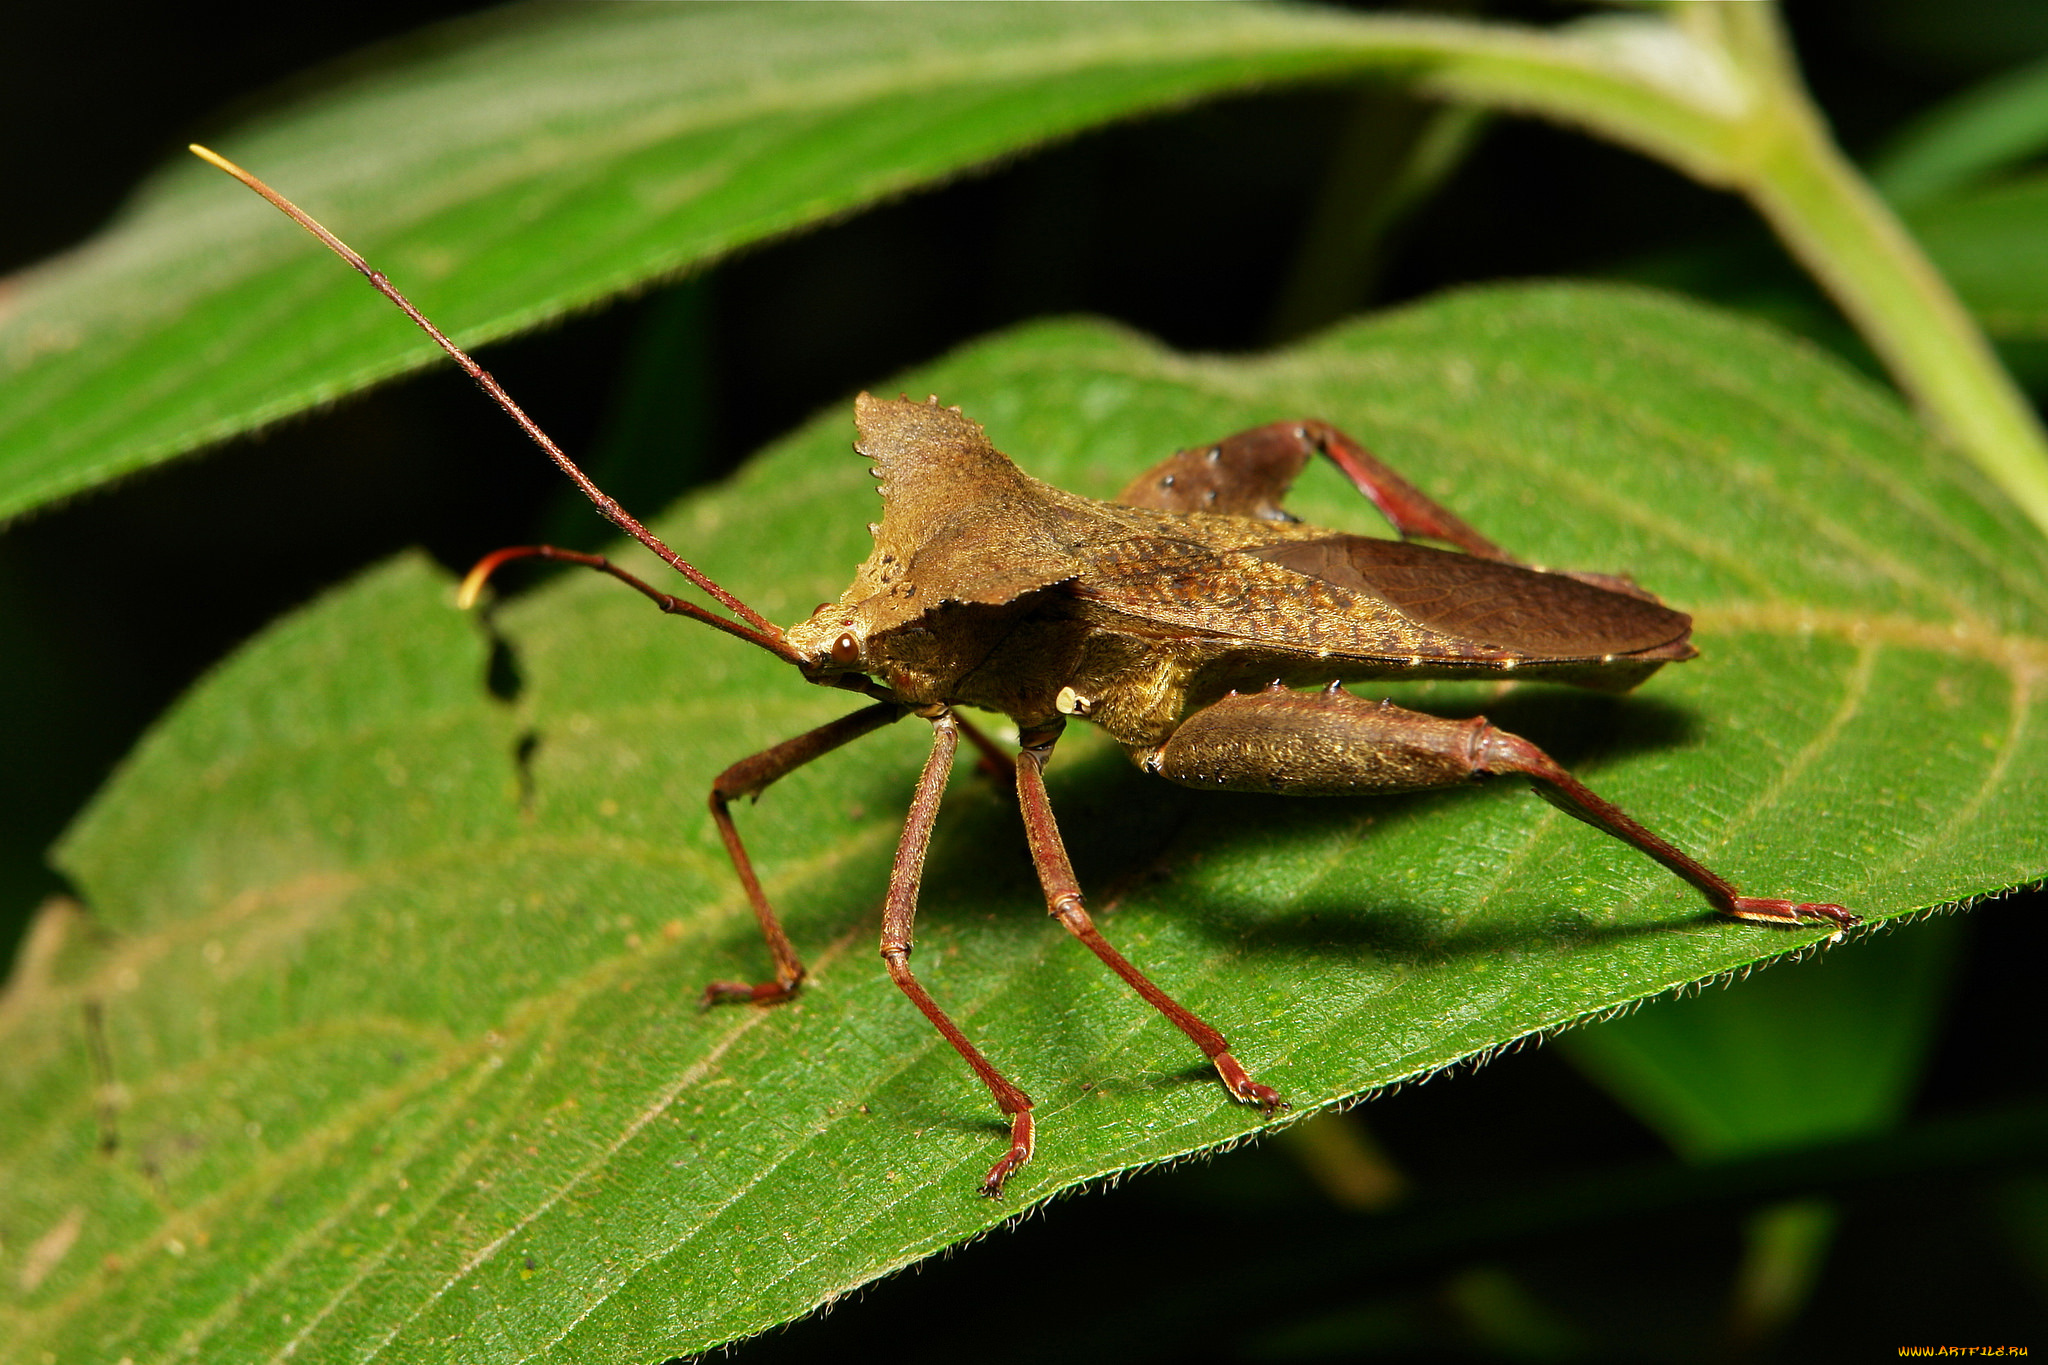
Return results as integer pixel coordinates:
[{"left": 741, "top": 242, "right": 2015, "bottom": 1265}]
[{"left": 830, "top": 632, "right": 861, "bottom": 667}]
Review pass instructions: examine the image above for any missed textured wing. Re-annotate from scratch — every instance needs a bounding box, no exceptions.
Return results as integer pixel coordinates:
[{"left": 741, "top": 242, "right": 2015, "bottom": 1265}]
[
  {"left": 1246, "top": 537, "right": 1691, "bottom": 657},
  {"left": 1071, "top": 533, "right": 1689, "bottom": 662}
]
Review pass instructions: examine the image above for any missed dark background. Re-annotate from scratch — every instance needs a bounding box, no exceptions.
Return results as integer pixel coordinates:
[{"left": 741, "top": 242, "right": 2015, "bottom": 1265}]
[{"left": 5, "top": 2, "right": 2043, "bottom": 1359}]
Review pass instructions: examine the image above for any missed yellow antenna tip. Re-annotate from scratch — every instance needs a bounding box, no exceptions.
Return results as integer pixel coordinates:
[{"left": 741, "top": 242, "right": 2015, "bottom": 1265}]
[
  {"left": 455, "top": 563, "right": 493, "bottom": 612},
  {"left": 456, "top": 547, "right": 535, "bottom": 610}
]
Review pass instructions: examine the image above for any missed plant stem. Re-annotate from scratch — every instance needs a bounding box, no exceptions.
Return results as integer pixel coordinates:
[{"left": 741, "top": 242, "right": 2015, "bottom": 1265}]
[
  {"left": 1398, "top": 1, "right": 2048, "bottom": 534},
  {"left": 1725, "top": 8, "right": 2048, "bottom": 535}
]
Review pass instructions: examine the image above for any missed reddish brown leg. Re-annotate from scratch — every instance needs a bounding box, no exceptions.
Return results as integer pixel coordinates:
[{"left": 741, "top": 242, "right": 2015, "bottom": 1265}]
[
  {"left": 1474, "top": 729, "right": 1858, "bottom": 928},
  {"left": 1014, "top": 723, "right": 1287, "bottom": 1116},
  {"left": 1299, "top": 421, "right": 1514, "bottom": 562},
  {"left": 880, "top": 709, "right": 1037, "bottom": 1197},
  {"left": 1116, "top": 421, "right": 1512, "bottom": 563},
  {"left": 1152, "top": 689, "right": 1856, "bottom": 928},
  {"left": 702, "top": 701, "right": 909, "bottom": 1005}
]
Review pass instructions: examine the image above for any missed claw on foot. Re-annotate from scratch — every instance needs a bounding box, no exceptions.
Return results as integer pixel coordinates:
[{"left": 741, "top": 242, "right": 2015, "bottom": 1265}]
[
  {"left": 1240, "top": 1081, "right": 1290, "bottom": 1117},
  {"left": 1727, "top": 896, "right": 1860, "bottom": 929},
  {"left": 700, "top": 978, "right": 802, "bottom": 1008},
  {"left": 1215, "top": 1055, "right": 1289, "bottom": 1117},
  {"left": 979, "top": 1111, "right": 1036, "bottom": 1199}
]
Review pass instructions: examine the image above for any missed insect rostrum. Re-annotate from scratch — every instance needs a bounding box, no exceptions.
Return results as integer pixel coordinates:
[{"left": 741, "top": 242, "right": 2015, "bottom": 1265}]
[{"left": 195, "top": 145, "right": 1856, "bottom": 1200}]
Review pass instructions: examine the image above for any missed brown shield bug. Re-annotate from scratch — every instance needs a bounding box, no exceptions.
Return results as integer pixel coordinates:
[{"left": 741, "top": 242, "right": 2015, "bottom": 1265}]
[{"left": 194, "top": 145, "right": 1855, "bottom": 1197}]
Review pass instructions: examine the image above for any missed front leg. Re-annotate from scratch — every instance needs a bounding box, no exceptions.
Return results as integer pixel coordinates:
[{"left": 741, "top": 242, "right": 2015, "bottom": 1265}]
[
  {"left": 1142, "top": 684, "right": 1855, "bottom": 928},
  {"left": 879, "top": 709, "right": 1037, "bottom": 1198},
  {"left": 1013, "top": 721, "right": 1287, "bottom": 1116},
  {"left": 703, "top": 700, "right": 910, "bottom": 1004}
]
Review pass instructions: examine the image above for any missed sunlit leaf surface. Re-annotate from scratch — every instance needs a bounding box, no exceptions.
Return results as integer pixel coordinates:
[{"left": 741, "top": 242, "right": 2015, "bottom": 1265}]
[
  {"left": 6, "top": 286, "right": 2041, "bottom": 1360},
  {"left": 0, "top": 0, "right": 1463, "bottom": 524}
]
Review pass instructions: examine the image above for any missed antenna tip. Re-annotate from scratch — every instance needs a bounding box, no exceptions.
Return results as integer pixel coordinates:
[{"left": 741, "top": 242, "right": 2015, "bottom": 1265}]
[
  {"left": 189, "top": 144, "right": 250, "bottom": 183},
  {"left": 458, "top": 546, "right": 537, "bottom": 609},
  {"left": 455, "top": 563, "right": 492, "bottom": 612}
]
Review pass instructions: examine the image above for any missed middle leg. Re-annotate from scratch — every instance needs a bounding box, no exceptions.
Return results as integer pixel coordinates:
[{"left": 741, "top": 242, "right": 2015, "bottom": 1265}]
[{"left": 1013, "top": 721, "right": 1286, "bottom": 1114}]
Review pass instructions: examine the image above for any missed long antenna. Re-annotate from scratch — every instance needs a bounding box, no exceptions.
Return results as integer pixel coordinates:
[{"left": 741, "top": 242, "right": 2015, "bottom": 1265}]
[{"left": 190, "top": 144, "right": 794, "bottom": 657}]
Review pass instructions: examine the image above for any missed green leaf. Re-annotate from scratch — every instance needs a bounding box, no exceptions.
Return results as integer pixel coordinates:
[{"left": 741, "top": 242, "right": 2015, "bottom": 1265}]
[
  {"left": 1870, "top": 53, "right": 2048, "bottom": 209},
  {"left": 0, "top": 0, "right": 1423, "bottom": 524},
  {"left": 1907, "top": 172, "right": 2048, "bottom": 342},
  {"left": 0, "top": 0, "right": 1857, "bottom": 528},
  {"left": 7, "top": 285, "right": 2042, "bottom": 1360},
  {"left": 1560, "top": 918, "right": 1963, "bottom": 1159},
  {"left": 1893, "top": 172, "right": 2048, "bottom": 393}
]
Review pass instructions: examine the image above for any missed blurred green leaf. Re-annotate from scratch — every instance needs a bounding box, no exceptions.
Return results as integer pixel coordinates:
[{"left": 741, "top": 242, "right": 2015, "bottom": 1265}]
[
  {"left": 1863, "top": 49, "right": 2048, "bottom": 396},
  {"left": 6, "top": 0, "right": 1943, "bottom": 529},
  {"left": 1561, "top": 919, "right": 1963, "bottom": 1159},
  {"left": 1871, "top": 53, "right": 2048, "bottom": 208},
  {"left": 1597, "top": 168, "right": 2048, "bottom": 393},
  {"left": 6, "top": 285, "right": 2042, "bottom": 1360},
  {"left": 2001, "top": 1173, "right": 2048, "bottom": 1291},
  {"left": 1069, "top": 1101, "right": 2048, "bottom": 1364},
  {"left": 0, "top": 0, "right": 1492, "bottom": 525},
  {"left": 1908, "top": 172, "right": 2048, "bottom": 343}
]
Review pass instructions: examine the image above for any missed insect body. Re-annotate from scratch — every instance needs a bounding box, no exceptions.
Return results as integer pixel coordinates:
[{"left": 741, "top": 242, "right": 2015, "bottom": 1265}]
[{"left": 195, "top": 146, "right": 1855, "bottom": 1199}]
